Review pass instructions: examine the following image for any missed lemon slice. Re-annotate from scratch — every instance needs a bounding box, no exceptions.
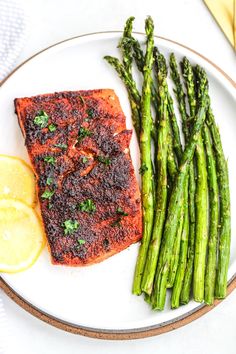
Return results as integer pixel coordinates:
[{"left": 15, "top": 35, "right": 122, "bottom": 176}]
[
  {"left": 0, "top": 155, "right": 36, "bottom": 207},
  {"left": 0, "top": 199, "right": 45, "bottom": 273}
]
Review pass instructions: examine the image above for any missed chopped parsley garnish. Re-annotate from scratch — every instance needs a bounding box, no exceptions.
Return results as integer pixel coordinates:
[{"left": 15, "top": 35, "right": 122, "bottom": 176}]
[
  {"left": 41, "top": 190, "right": 54, "bottom": 199},
  {"left": 78, "top": 95, "right": 85, "bottom": 105},
  {"left": 111, "top": 217, "right": 122, "bottom": 228},
  {"left": 77, "top": 127, "right": 92, "bottom": 142},
  {"left": 86, "top": 108, "right": 95, "bottom": 118},
  {"left": 77, "top": 239, "right": 86, "bottom": 245},
  {"left": 139, "top": 163, "right": 148, "bottom": 175},
  {"left": 46, "top": 177, "right": 53, "bottom": 186},
  {"left": 111, "top": 207, "right": 128, "bottom": 227},
  {"left": 44, "top": 156, "right": 56, "bottom": 165},
  {"left": 54, "top": 143, "right": 67, "bottom": 150},
  {"left": 48, "top": 124, "right": 57, "bottom": 132},
  {"left": 97, "top": 156, "right": 111, "bottom": 165},
  {"left": 33, "top": 111, "right": 49, "bottom": 128},
  {"left": 48, "top": 203, "right": 53, "bottom": 210},
  {"left": 62, "top": 220, "right": 79, "bottom": 235},
  {"left": 116, "top": 207, "right": 128, "bottom": 216},
  {"left": 78, "top": 199, "right": 96, "bottom": 213},
  {"left": 82, "top": 157, "right": 88, "bottom": 164}
]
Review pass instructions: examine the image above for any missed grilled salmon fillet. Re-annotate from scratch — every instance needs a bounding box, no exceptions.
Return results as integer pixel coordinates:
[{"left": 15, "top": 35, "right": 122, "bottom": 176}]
[{"left": 14, "top": 89, "right": 142, "bottom": 266}]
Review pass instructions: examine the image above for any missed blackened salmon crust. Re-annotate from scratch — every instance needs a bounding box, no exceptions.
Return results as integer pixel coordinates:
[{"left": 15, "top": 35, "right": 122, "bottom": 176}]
[{"left": 15, "top": 89, "right": 142, "bottom": 266}]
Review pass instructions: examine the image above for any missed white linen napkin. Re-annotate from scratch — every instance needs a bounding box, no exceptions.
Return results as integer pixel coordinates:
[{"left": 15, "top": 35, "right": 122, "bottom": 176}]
[{"left": 0, "top": 0, "right": 28, "bottom": 81}]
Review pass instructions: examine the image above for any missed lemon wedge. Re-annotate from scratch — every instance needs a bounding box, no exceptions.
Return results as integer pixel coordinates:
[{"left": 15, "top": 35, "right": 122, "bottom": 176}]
[
  {"left": 0, "top": 199, "right": 45, "bottom": 273},
  {"left": 0, "top": 155, "right": 36, "bottom": 207}
]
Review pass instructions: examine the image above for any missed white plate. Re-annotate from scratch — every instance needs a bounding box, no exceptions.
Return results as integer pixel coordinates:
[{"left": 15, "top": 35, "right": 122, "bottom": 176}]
[{"left": 0, "top": 32, "right": 236, "bottom": 336}]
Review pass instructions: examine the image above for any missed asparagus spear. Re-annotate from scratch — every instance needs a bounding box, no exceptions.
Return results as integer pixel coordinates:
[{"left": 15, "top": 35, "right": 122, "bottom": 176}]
[
  {"left": 209, "top": 107, "right": 231, "bottom": 299},
  {"left": 131, "top": 41, "right": 183, "bottom": 160},
  {"left": 104, "top": 55, "right": 141, "bottom": 136},
  {"left": 169, "top": 54, "right": 192, "bottom": 295},
  {"left": 141, "top": 51, "right": 168, "bottom": 295},
  {"left": 192, "top": 66, "right": 208, "bottom": 303},
  {"left": 152, "top": 93, "right": 208, "bottom": 310},
  {"left": 118, "top": 16, "right": 135, "bottom": 75},
  {"left": 132, "top": 16, "right": 155, "bottom": 295},
  {"left": 167, "top": 201, "right": 184, "bottom": 288},
  {"left": 180, "top": 165, "right": 196, "bottom": 304},
  {"left": 166, "top": 93, "right": 182, "bottom": 161},
  {"left": 171, "top": 179, "right": 189, "bottom": 308},
  {"left": 169, "top": 53, "right": 188, "bottom": 138},
  {"left": 166, "top": 125, "right": 178, "bottom": 182},
  {"left": 177, "top": 57, "right": 208, "bottom": 303},
  {"left": 130, "top": 37, "right": 159, "bottom": 112},
  {"left": 202, "top": 124, "right": 219, "bottom": 304},
  {"left": 196, "top": 66, "right": 231, "bottom": 299},
  {"left": 179, "top": 58, "right": 197, "bottom": 304}
]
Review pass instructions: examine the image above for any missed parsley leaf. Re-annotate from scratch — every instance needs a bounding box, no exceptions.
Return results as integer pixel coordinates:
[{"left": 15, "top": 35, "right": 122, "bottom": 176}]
[
  {"left": 41, "top": 190, "right": 54, "bottom": 199},
  {"left": 78, "top": 199, "right": 96, "bottom": 213},
  {"left": 139, "top": 163, "right": 148, "bottom": 175},
  {"left": 82, "top": 157, "right": 88, "bottom": 164},
  {"left": 54, "top": 143, "right": 67, "bottom": 150},
  {"left": 34, "top": 111, "right": 49, "bottom": 128},
  {"left": 46, "top": 177, "right": 53, "bottom": 186},
  {"left": 111, "top": 217, "right": 122, "bottom": 228},
  {"left": 86, "top": 108, "right": 95, "bottom": 118},
  {"left": 116, "top": 207, "right": 128, "bottom": 216},
  {"left": 44, "top": 156, "right": 56, "bottom": 165},
  {"left": 77, "top": 239, "right": 86, "bottom": 245},
  {"left": 97, "top": 156, "right": 111, "bottom": 165},
  {"left": 62, "top": 220, "right": 79, "bottom": 235},
  {"left": 77, "top": 127, "right": 92, "bottom": 142},
  {"left": 78, "top": 95, "right": 85, "bottom": 105},
  {"left": 48, "top": 124, "right": 57, "bottom": 132}
]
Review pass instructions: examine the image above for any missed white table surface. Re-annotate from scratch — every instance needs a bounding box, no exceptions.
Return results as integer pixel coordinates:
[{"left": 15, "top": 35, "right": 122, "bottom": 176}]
[{"left": 1, "top": 0, "right": 236, "bottom": 353}]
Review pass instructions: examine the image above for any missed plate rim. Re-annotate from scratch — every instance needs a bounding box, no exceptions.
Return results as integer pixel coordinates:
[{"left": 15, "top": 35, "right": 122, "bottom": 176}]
[{"left": 0, "top": 31, "right": 236, "bottom": 340}]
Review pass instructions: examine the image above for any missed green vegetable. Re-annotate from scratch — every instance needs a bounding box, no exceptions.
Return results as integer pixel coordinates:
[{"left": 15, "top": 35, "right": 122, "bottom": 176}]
[
  {"left": 203, "top": 124, "right": 219, "bottom": 305},
  {"left": 54, "top": 143, "right": 67, "bottom": 149},
  {"left": 78, "top": 127, "right": 92, "bottom": 142},
  {"left": 196, "top": 66, "right": 231, "bottom": 299},
  {"left": 78, "top": 95, "right": 85, "bottom": 105},
  {"left": 34, "top": 110, "right": 49, "bottom": 128},
  {"left": 44, "top": 156, "right": 56, "bottom": 165},
  {"left": 48, "top": 124, "right": 57, "bottom": 132},
  {"left": 167, "top": 201, "right": 184, "bottom": 288},
  {"left": 77, "top": 239, "right": 86, "bottom": 245},
  {"left": 86, "top": 108, "right": 95, "bottom": 118},
  {"left": 116, "top": 207, "right": 128, "bottom": 216},
  {"left": 78, "top": 199, "right": 96, "bottom": 213},
  {"left": 46, "top": 177, "right": 53, "bottom": 186},
  {"left": 152, "top": 92, "right": 208, "bottom": 310},
  {"left": 171, "top": 180, "right": 189, "bottom": 308},
  {"left": 139, "top": 163, "right": 148, "bottom": 175},
  {"left": 82, "top": 157, "right": 88, "bottom": 163},
  {"left": 41, "top": 190, "right": 54, "bottom": 199},
  {"left": 170, "top": 54, "right": 196, "bottom": 305},
  {"left": 97, "top": 156, "right": 111, "bottom": 165},
  {"left": 179, "top": 57, "right": 197, "bottom": 305},
  {"left": 104, "top": 55, "right": 141, "bottom": 136},
  {"left": 118, "top": 16, "right": 135, "bottom": 75},
  {"left": 192, "top": 66, "right": 209, "bottom": 303},
  {"left": 111, "top": 218, "right": 122, "bottom": 227},
  {"left": 141, "top": 50, "right": 169, "bottom": 295},
  {"left": 62, "top": 220, "right": 79, "bottom": 235},
  {"left": 132, "top": 16, "right": 155, "bottom": 296}
]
